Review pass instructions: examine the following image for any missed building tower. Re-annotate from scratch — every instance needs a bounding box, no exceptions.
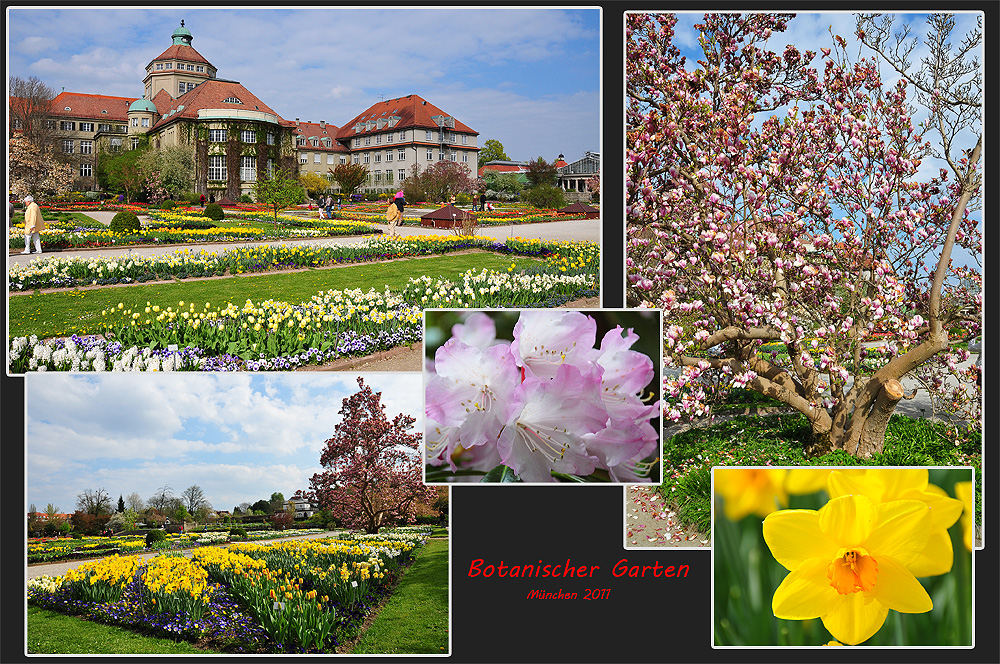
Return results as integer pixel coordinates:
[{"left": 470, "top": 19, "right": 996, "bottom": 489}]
[{"left": 142, "top": 20, "right": 218, "bottom": 101}]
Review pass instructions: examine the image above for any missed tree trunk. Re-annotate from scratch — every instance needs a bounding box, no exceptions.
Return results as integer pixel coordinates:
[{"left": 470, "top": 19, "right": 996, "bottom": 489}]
[{"left": 849, "top": 379, "right": 904, "bottom": 458}]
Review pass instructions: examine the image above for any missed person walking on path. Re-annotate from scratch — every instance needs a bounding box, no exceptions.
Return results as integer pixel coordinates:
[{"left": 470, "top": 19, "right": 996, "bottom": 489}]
[
  {"left": 324, "top": 193, "right": 334, "bottom": 220},
  {"left": 21, "top": 195, "right": 45, "bottom": 254},
  {"left": 385, "top": 196, "right": 401, "bottom": 235}
]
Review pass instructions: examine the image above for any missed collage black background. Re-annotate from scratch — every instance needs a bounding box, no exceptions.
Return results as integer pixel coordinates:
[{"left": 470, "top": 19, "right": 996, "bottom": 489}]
[{"left": 4, "top": 2, "right": 999, "bottom": 662}]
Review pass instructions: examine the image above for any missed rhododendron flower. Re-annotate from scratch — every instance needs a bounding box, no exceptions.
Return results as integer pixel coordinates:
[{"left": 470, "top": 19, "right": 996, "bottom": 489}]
[
  {"left": 425, "top": 311, "right": 660, "bottom": 483},
  {"left": 714, "top": 468, "right": 788, "bottom": 520},
  {"left": 763, "top": 494, "right": 935, "bottom": 644}
]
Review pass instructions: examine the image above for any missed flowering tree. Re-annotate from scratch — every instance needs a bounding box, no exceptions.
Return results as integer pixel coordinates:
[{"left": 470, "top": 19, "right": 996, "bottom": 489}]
[
  {"left": 252, "top": 167, "right": 306, "bottom": 224},
  {"left": 626, "top": 13, "right": 981, "bottom": 457},
  {"left": 302, "top": 378, "right": 434, "bottom": 534},
  {"left": 8, "top": 135, "right": 74, "bottom": 198},
  {"left": 417, "top": 161, "right": 475, "bottom": 202}
]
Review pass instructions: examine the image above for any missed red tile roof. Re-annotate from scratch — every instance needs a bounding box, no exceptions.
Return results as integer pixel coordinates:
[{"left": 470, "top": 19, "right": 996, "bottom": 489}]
[
  {"left": 48, "top": 92, "right": 137, "bottom": 121},
  {"left": 335, "top": 94, "right": 477, "bottom": 141},
  {"left": 148, "top": 43, "right": 213, "bottom": 69},
  {"left": 150, "top": 79, "right": 287, "bottom": 130},
  {"left": 292, "top": 120, "right": 350, "bottom": 153}
]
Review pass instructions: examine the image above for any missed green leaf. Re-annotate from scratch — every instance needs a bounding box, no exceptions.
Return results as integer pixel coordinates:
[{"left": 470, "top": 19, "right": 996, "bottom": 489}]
[{"left": 480, "top": 465, "right": 520, "bottom": 483}]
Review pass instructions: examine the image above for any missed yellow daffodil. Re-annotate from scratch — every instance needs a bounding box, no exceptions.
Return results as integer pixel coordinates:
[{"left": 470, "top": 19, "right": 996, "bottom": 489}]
[
  {"left": 715, "top": 467, "right": 788, "bottom": 520},
  {"left": 825, "top": 469, "right": 963, "bottom": 577},
  {"left": 763, "top": 493, "right": 934, "bottom": 645},
  {"left": 954, "top": 481, "right": 973, "bottom": 552}
]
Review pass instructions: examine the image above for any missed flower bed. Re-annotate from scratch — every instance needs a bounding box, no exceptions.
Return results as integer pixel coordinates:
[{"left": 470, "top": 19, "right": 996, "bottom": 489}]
[
  {"left": 27, "top": 529, "right": 326, "bottom": 564},
  {"left": 27, "top": 532, "right": 429, "bottom": 653}
]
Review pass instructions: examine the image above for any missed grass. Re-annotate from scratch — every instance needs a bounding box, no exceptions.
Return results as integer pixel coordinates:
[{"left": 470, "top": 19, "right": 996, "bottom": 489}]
[
  {"left": 350, "top": 538, "right": 449, "bottom": 654},
  {"left": 27, "top": 537, "right": 450, "bottom": 655},
  {"left": 8, "top": 252, "right": 527, "bottom": 339},
  {"left": 660, "top": 413, "right": 982, "bottom": 538},
  {"left": 27, "top": 605, "right": 211, "bottom": 654}
]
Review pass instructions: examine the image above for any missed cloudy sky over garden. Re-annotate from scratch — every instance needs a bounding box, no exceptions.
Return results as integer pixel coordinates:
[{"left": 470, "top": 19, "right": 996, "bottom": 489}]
[
  {"left": 6, "top": 7, "right": 600, "bottom": 164},
  {"left": 25, "top": 373, "right": 424, "bottom": 515}
]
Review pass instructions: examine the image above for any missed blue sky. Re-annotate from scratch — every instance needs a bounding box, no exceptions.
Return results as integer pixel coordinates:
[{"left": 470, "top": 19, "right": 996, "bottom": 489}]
[
  {"left": 6, "top": 7, "right": 600, "bottom": 163},
  {"left": 633, "top": 11, "right": 983, "bottom": 270},
  {"left": 24, "top": 373, "right": 424, "bottom": 515}
]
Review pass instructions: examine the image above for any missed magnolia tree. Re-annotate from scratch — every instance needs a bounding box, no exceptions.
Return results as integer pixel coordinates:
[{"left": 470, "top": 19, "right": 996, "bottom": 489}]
[
  {"left": 626, "top": 13, "right": 981, "bottom": 457},
  {"left": 9, "top": 135, "right": 74, "bottom": 199},
  {"left": 300, "top": 378, "right": 434, "bottom": 534}
]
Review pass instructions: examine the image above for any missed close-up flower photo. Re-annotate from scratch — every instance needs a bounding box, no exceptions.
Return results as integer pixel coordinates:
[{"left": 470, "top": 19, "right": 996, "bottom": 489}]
[
  {"left": 712, "top": 467, "right": 973, "bottom": 646},
  {"left": 423, "top": 309, "right": 661, "bottom": 484}
]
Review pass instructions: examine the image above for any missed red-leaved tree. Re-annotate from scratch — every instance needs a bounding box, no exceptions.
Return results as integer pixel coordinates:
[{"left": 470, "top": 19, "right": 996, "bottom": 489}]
[{"left": 301, "top": 378, "right": 434, "bottom": 534}]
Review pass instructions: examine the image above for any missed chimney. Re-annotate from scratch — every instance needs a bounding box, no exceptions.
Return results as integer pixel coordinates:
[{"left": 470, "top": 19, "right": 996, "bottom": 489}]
[
  {"left": 295, "top": 118, "right": 300, "bottom": 126},
  {"left": 319, "top": 120, "right": 325, "bottom": 129}
]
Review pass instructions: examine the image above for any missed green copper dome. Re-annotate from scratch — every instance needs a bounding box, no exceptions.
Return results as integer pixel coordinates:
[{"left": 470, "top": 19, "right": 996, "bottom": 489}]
[
  {"left": 129, "top": 96, "right": 157, "bottom": 113},
  {"left": 171, "top": 20, "right": 193, "bottom": 46}
]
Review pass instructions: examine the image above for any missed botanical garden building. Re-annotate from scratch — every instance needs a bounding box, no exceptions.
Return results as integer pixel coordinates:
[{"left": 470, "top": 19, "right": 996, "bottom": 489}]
[{"left": 13, "top": 20, "right": 479, "bottom": 199}]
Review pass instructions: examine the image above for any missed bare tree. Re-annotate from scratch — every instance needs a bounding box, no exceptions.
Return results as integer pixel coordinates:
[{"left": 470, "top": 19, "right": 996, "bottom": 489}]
[
  {"left": 147, "top": 485, "right": 175, "bottom": 512},
  {"left": 181, "top": 484, "right": 210, "bottom": 513},
  {"left": 9, "top": 76, "right": 57, "bottom": 148},
  {"left": 125, "top": 492, "right": 145, "bottom": 512},
  {"left": 76, "top": 488, "right": 113, "bottom": 516}
]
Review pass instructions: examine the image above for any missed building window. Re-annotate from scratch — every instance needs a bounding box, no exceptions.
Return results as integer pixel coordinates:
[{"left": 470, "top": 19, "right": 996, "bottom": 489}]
[
  {"left": 374, "top": 152, "right": 381, "bottom": 163},
  {"left": 364, "top": 153, "right": 370, "bottom": 164},
  {"left": 314, "top": 153, "right": 321, "bottom": 163},
  {"left": 426, "top": 130, "right": 433, "bottom": 141},
  {"left": 327, "top": 155, "right": 335, "bottom": 165},
  {"left": 399, "top": 130, "right": 406, "bottom": 140},
  {"left": 241, "top": 129, "right": 256, "bottom": 143},
  {"left": 462, "top": 135, "right": 468, "bottom": 145},
  {"left": 398, "top": 148, "right": 406, "bottom": 161},
  {"left": 179, "top": 82, "right": 186, "bottom": 94},
  {"left": 267, "top": 132, "right": 275, "bottom": 145},
  {"left": 376, "top": 134, "right": 382, "bottom": 145},
  {"left": 354, "top": 138, "right": 360, "bottom": 148},
  {"left": 300, "top": 154, "right": 308, "bottom": 164},
  {"left": 426, "top": 149, "right": 433, "bottom": 160},
  {"left": 142, "top": 118, "right": 150, "bottom": 127},
  {"left": 373, "top": 170, "right": 381, "bottom": 183},
  {"left": 241, "top": 155, "right": 256, "bottom": 182},
  {"left": 451, "top": 151, "right": 457, "bottom": 162},
  {"left": 439, "top": 151, "right": 446, "bottom": 161},
  {"left": 208, "top": 155, "right": 226, "bottom": 180},
  {"left": 387, "top": 132, "right": 394, "bottom": 143},
  {"left": 364, "top": 136, "right": 371, "bottom": 146},
  {"left": 80, "top": 122, "right": 93, "bottom": 132},
  {"left": 80, "top": 140, "right": 93, "bottom": 154},
  {"left": 62, "top": 140, "right": 74, "bottom": 154},
  {"left": 156, "top": 63, "right": 163, "bottom": 70},
  {"left": 353, "top": 155, "right": 360, "bottom": 164},
  {"left": 109, "top": 137, "right": 123, "bottom": 151},
  {"left": 267, "top": 158, "right": 275, "bottom": 177},
  {"left": 385, "top": 170, "right": 393, "bottom": 184},
  {"left": 80, "top": 163, "right": 93, "bottom": 177},
  {"left": 398, "top": 168, "right": 406, "bottom": 181},
  {"left": 46, "top": 120, "right": 57, "bottom": 130},
  {"left": 209, "top": 128, "right": 227, "bottom": 142},
  {"left": 131, "top": 137, "right": 141, "bottom": 149},
  {"left": 187, "top": 64, "right": 195, "bottom": 71},
  {"left": 340, "top": 156, "right": 347, "bottom": 165},
  {"left": 385, "top": 150, "right": 393, "bottom": 162},
  {"left": 196, "top": 65, "right": 204, "bottom": 72},
  {"left": 98, "top": 123, "right": 111, "bottom": 132},
  {"left": 131, "top": 118, "right": 139, "bottom": 127},
  {"left": 60, "top": 121, "right": 75, "bottom": 131},
  {"left": 463, "top": 152, "right": 469, "bottom": 163}
]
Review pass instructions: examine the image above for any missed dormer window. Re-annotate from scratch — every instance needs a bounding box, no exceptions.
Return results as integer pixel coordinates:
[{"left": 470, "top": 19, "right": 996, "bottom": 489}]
[{"left": 224, "top": 97, "right": 243, "bottom": 104}]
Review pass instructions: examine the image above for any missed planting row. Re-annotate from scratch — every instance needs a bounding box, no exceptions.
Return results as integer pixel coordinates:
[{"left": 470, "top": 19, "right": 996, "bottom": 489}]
[{"left": 27, "top": 531, "right": 429, "bottom": 653}]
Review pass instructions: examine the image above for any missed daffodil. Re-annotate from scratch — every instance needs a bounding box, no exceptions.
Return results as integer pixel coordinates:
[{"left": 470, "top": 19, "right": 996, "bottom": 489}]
[
  {"left": 763, "top": 493, "right": 934, "bottom": 645},
  {"left": 825, "top": 469, "right": 963, "bottom": 576},
  {"left": 714, "top": 468, "right": 788, "bottom": 520},
  {"left": 954, "top": 481, "right": 973, "bottom": 552}
]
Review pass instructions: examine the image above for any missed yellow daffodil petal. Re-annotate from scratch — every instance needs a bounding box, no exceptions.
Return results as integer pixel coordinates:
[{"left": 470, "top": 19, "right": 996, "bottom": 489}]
[
  {"left": 904, "top": 484, "right": 964, "bottom": 531},
  {"left": 783, "top": 468, "right": 834, "bottom": 495},
  {"left": 716, "top": 468, "right": 788, "bottom": 520},
  {"left": 869, "top": 555, "right": 933, "bottom": 614},
  {"left": 906, "top": 528, "right": 953, "bottom": 577},
  {"left": 763, "top": 509, "right": 838, "bottom": 571},
  {"left": 819, "top": 494, "right": 877, "bottom": 545},
  {"left": 865, "top": 500, "right": 931, "bottom": 566},
  {"left": 772, "top": 557, "right": 842, "bottom": 619},
  {"left": 954, "top": 481, "right": 973, "bottom": 552},
  {"left": 820, "top": 590, "right": 889, "bottom": 645}
]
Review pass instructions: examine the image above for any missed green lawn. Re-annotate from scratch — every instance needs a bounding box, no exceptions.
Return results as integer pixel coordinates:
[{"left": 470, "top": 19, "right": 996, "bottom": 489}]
[
  {"left": 9, "top": 253, "right": 525, "bottom": 339},
  {"left": 351, "top": 538, "right": 450, "bottom": 654},
  {"left": 27, "top": 605, "right": 211, "bottom": 654}
]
